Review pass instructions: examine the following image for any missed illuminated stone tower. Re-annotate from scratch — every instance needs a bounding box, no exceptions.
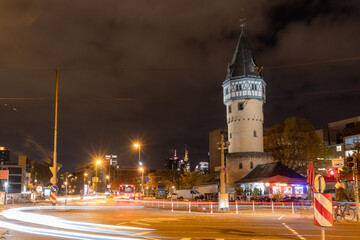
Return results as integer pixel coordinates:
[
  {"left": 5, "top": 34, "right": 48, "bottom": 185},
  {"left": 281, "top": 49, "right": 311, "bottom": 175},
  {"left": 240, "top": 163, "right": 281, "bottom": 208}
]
[
  {"left": 223, "top": 22, "right": 273, "bottom": 185},
  {"left": 223, "top": 23, "right": 265, "bottom": 153}
]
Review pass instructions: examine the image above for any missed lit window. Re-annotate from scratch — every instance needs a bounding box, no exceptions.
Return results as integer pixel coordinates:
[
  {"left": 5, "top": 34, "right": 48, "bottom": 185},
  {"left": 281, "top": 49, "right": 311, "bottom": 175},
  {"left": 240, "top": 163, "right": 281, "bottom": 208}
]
[{"left": 336, "top": 145, "right": 342, "bottom": 152}]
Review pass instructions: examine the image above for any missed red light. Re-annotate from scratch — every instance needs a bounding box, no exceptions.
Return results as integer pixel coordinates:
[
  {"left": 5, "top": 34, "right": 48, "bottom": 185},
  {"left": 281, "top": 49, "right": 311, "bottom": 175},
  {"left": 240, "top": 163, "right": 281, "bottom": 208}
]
[{"left": 329, "top": 170, "right": 335, "bottom": 176}]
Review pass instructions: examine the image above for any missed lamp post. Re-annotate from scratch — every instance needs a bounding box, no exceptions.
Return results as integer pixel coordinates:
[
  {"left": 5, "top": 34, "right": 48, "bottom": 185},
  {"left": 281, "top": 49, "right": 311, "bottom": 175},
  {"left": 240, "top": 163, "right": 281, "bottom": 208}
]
[
  {"left": 84, "top": 172, "right": 88, "bottom": 196},
  {"left": 134, "top": 143, "right": 141, "bottom": 165},
  {"left": 64, "top": 180, "right": 68, "bottom": 206},
  {"left": 106, "top": 175, "right": 110, "bottom": 192},
  {"left": 96, "top": 160, "right": 101, "bottom": 193},
  {"left": 4, "top": 181, "right": 8, "bottom": 205},
  {"left": 139, "top": 167, "right": 144, "bottom": 198}
]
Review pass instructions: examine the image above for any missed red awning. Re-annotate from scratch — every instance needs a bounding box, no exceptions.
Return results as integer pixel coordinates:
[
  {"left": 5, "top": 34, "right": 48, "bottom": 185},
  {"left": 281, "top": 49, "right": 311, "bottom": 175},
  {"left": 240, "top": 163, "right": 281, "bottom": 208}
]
[{"left": 257, "top": 175, "right": 306, "bottom": 184}]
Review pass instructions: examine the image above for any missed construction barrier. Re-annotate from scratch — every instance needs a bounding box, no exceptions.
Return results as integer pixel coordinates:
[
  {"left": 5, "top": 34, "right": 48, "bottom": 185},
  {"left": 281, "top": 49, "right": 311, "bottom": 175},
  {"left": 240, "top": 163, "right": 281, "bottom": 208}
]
[
  {"left": 50, "top": 193, "right": 57, "bottom": 204},
  {"left": 314, "top": 193, "right": 333, "bottom": 226}
]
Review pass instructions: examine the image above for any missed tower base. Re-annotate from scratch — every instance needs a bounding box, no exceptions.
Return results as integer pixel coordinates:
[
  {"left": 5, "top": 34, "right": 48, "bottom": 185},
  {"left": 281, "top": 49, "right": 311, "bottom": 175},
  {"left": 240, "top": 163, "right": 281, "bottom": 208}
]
[{"left": 226, "top": 152, "right": 274, "bottom": 186}]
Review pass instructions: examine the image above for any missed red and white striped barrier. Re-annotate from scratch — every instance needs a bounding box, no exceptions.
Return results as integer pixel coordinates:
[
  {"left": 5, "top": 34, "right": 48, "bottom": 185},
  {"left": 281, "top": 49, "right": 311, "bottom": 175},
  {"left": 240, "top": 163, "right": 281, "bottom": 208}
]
[
  {"left": 314, "top": 193, "right": 333, "bottom": 226},
  {"left": 50, "top": 193, "right": 57, "bottom": 204}
]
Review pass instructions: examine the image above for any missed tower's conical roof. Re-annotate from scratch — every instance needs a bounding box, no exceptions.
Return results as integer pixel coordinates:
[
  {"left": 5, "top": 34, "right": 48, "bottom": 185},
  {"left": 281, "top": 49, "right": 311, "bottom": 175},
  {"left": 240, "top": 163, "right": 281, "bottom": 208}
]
[{"left": 226, "top": 27, "right": 260, "bottom": 79}]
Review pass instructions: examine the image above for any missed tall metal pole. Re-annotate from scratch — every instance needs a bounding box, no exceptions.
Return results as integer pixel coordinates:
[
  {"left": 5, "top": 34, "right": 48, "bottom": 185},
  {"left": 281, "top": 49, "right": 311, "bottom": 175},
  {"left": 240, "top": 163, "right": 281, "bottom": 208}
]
[
  {"left": 354, "top": 158, "right": 359, "bottom": 222},
  {"left": 217, "top": 134, "right": 229, "bottom": 194},
  {"left": 95, "top": 164, "right": 98, "bottom": 193},
  {"left": 220, "top": 135, "right": 226, "bottom": 194},
  {"left": 51, "top": 68, "right": 59, "bottom": 185},
  {"left": 141, "top": 170, "right": 144, "bottom": 196},
  {"left": 65, "top": 173, "right": 68, "bottom": 206},
  {"left": 138, "top": 146, "right": 141, "bottom": 165}
]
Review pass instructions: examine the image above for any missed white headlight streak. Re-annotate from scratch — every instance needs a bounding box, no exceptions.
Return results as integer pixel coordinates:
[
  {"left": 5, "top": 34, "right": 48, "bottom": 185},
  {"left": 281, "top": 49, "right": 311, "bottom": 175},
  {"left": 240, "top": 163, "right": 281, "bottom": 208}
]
[{"left": 0, "top": 206, "right": 156, "bottom": 240}]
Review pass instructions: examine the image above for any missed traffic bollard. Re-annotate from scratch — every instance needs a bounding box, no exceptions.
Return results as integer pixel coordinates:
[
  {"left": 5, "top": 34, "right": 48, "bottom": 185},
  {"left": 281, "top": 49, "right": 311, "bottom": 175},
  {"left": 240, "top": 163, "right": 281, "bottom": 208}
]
[
  {"left": 151, "top": 200, "right": 153, "bottom": 207},
  {"left": 210, "top": 201, "right": 213, "bottom": 214},
  {"left": 189, "top": 201, "right": 191, "bottom": 213},
  {"left": 292, "top": 202, "right": 295, "bottom": 215},
  {"left": 253, "top": 200, "right": 255, "bottom": 212},
  {"left": 177, "top": 199, "right": 178, "bottom": 208},
  {"left": 171, "top": 200, "right": 174, "bottom": 212},
  {"left": 236, "top": 200, "right": 239, "bottom": 214},
  {"left": 272, "top": 201, "right": 274, "bottom": 214},
  {"left": 158, "top": 200, "right": 160, "bottom": 208},
  {"left": 163, "top": 199, "right": 165, "bottom": 208}
]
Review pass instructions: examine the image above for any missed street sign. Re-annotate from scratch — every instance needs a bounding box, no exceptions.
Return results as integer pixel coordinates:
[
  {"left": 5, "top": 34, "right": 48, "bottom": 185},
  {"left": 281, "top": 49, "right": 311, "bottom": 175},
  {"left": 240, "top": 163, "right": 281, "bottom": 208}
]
[
  {"left": 314, "top": 175, "right": 326, "bottom": 193},
  {"left": 50, "top": 185, "right": 59, "bottom": 193},
  {"left": 145, "top": 177, "right": 149, "bottom": 182},
  {"left": 222, "top": 167, "right": 226, "bottom": 172},
  {"left": 331, "top": 158, "right": 344, "bottom": 168}
]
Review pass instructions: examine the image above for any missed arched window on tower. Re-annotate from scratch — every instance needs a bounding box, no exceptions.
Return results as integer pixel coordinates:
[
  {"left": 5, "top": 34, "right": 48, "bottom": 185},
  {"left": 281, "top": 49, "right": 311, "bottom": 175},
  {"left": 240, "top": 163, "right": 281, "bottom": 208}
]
[
  {"left": 238, "top": 102, "right": 244, "bottom": 111},
  {"left": 228, "top": 105, "right": 232, "bottom": 114},
  {"left": 253, "top": 130, "right": 257, "bottom": 137},
  {"left": 239, "top": 163, "right": 243, "bottom": 169}
]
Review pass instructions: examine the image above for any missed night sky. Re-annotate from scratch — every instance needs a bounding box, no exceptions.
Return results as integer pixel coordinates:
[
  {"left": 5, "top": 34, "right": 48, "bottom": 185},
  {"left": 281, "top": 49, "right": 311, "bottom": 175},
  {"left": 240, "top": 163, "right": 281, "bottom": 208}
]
[{"left": 0, "top": 0, "right": 359, "bottom": 172}]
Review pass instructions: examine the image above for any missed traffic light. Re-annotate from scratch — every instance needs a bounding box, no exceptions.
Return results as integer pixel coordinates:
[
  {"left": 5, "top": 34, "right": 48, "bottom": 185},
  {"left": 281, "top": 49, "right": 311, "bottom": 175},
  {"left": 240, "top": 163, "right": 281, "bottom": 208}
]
[
  {"left": 346, "top": 156, "right": 355, "bottom": 168},
  {"left": 328, "top": 169, "right": 337, "bottom": 179}
]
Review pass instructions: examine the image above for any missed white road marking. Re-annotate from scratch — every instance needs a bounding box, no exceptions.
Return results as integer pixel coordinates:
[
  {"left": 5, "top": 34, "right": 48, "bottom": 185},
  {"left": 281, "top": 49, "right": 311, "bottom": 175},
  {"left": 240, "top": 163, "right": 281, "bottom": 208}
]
[
  {"left": 278, "top": 215, "right": 284, "bottom": 220},
  {"left": 130, "top": 221, "right": 151, "bottom": 226},
  {"left": 282, "top": 223, "right": 306, "bottom": 240},
  {"left": 134, "top": 231, "right": 152, "bottom": 236}
]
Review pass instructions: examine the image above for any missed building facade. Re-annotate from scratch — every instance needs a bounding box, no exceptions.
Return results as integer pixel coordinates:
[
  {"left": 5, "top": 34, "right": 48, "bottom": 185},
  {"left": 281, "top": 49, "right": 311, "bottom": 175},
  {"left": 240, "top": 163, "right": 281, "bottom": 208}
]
[{"left": 0, "top": 147, "right": 10, "bottom": 165}]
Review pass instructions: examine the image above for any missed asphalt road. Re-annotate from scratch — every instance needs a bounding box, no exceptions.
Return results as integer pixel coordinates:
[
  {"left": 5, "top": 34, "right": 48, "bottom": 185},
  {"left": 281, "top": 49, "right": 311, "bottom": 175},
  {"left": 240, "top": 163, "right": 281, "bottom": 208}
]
[{"left": 1, "top": 199, "right": 359, "bottom": 240}]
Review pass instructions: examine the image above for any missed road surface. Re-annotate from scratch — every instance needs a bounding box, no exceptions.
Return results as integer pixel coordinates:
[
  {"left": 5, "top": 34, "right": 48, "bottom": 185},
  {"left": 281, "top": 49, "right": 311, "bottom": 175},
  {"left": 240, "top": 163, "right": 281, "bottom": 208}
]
[{"left": 0, "top": 199, "right": 359, "bottom": 240}]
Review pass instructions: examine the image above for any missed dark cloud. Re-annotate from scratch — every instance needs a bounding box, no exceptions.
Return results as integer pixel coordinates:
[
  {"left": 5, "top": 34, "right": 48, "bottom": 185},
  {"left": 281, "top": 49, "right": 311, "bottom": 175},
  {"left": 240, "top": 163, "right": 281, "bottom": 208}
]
[{"left": 0, "top": 0, "right": 359, "bottom": 172}]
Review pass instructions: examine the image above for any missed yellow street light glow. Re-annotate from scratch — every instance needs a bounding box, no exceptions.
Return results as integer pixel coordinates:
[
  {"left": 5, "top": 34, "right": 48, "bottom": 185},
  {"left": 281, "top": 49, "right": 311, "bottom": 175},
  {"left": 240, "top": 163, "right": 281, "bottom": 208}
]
[
  {"left": 106, "top": 175, "right": 109, "bottom": 179},
  {"left": 96, "top": 160, "right": 101, "bottom": 165},
  {"left": 84, "top": 173, "right": 88, "bottom": 177},
  {"left": 139, "top": 167, "right": 144, "bottom": 172},
  {"left": 134, "top": 143, "right": 140, "bottom": 148}
]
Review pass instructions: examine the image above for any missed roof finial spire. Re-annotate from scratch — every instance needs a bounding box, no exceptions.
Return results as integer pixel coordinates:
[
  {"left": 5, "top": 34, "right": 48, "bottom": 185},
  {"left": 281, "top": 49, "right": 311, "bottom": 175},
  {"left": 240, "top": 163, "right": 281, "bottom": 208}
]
[{"left": 239, "top": 8, "right": 246, "bottom": 32}]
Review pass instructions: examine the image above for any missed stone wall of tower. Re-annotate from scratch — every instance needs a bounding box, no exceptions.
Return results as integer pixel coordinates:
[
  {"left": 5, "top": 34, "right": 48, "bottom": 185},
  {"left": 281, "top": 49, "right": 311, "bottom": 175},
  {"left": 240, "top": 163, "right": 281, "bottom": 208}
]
[
  {"left": 226, "top": 99, "right": 264, "bottom": 153},
  {"left": 226, "top": 152, "right": 274, "bottom": 185}
]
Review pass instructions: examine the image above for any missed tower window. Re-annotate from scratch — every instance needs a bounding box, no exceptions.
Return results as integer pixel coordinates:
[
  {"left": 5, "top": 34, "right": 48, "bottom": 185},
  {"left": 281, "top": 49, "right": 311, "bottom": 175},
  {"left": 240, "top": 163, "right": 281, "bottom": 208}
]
[
  {"left": 239, "top": 163, "right": 243, "bottom": 169},
  {"left": 250, "top": 162, "right": 254, "bottom": 169},
  {"left": 253, "top": 130, "right": 257, "bottom": 137},
  {"left": 238, "top": 102, "right": 244, "bottom": 111},
  {"left": 228, "top": 105, "right": 232, "bottom": 114},
  {"left": 225, "top": 88, "right": 229, "bottom": 95},
  {"left": 230, "top": 133, "right": 232, "bottom": 138}
]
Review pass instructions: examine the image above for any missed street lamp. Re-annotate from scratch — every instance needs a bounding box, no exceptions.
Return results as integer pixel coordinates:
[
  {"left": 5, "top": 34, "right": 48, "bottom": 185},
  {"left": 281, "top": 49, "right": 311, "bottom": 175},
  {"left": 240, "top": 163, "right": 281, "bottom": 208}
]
[
  {"left": 96, "top": 160, "right": 101, "bottom": 193},
  {"left": 84, "top": 172, "right": 88, "bottom": 196},
  {"left": 106, "top": 175, "right": 110, "bottom": 191},
  {"left": 133, "top": 143, "right": 141, "bottom": 165},
  {"left": 139, "top": 167, "right": 144, "bottom": 198},
  {"left": 4, "top": 181, "right": 8, "bottom": 205}
]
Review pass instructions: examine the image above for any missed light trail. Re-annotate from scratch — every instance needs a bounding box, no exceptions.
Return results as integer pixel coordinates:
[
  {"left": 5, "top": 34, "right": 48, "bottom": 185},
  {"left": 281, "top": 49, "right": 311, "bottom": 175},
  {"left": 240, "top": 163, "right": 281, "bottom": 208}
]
[{"left": 0, "top": 206, "right": 156, "bottom": 240}]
